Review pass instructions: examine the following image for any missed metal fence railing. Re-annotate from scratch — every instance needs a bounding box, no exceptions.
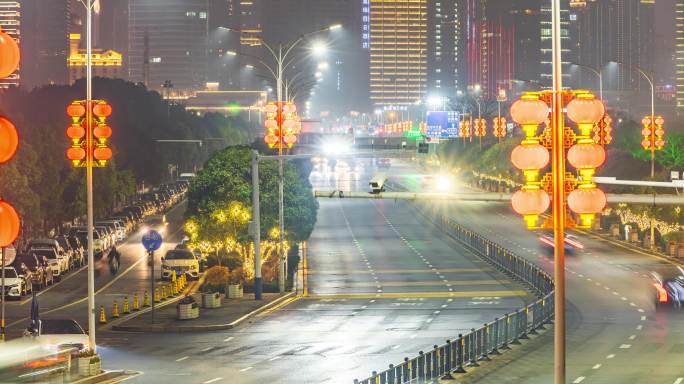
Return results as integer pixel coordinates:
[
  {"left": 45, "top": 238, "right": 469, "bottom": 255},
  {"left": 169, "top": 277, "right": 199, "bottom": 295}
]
[{"left": 354, "top": 207, "right": 555, "bottom": 384}]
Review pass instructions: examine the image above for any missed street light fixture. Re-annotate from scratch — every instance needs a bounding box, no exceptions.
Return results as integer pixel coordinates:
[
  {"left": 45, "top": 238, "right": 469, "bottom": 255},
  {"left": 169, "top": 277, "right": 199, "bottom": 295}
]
[{"left": 570, "top": 62, "right": 603, "bottom": 100}]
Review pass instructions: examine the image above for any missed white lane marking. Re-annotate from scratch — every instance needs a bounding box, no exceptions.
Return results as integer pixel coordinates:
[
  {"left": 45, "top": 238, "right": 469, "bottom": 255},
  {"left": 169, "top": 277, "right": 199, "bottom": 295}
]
[
  {"left": 269, "top": 356, "right": 282, "bottom": 361},
  {"left": 426, "top": 318, "right": 433, "bottom": 323},
  {"left": 613, "top": 292, "right": 619, "bottom": 296},
  {"left": 175, "top": 356, "right": 189, "bottom": 362},
  {"left": 619, "top": 344, "right": 631, "bottom": 349},
  {"left": 441, "top": 304, "right": 448, "bottom": 308},
  {"left": 636, "top": 325, "right": 643, "bottom": 330},
  {"left": 641, "top": 316, "right": 646, "bottom": 321},
  {"left": 606, "top": 354, "right": 615, "bottom": 359},
  {"left": 629, "top": 302, "right": 637, "bottom": 307},
  {"left": 203, "top": 378, "right": 223, "bottom": 384},
  {"left": 592, "top": 364, "right": 602, "bottom": 370},
  {"left": 200, "top": 347, "right": 213, "bottom": 352},
  {"left": 224, "top": 337, "right": 234, "bottom": 342},
  {"left": 410, "top": 334, "right": 417, "bottom": 339},
  {"left": 392, "top": 344, "right": 401, "bottom": 349},
  {"left": 370, "top": 300, "right": 376, "bottom": 303},
  {"left": 628, "top": 335, "right": 636, "bottom": 340},
  {"left": 621, "top": 297, "right": 628, "bottom": 301},
  {"left": 239, "top": 367, "right": 253, "bottom": 372},
  {"left": 673, "top": 378, "right": 683, "bottom": 384},
  {"left": 638, "top": 309, "right": 645, "bottom": 313},
  {"left": 573, "top": 377, "right": 585, "bottom": 383},
  {"left": 433, "top": 310, "right": 441, "bottom": 314}
]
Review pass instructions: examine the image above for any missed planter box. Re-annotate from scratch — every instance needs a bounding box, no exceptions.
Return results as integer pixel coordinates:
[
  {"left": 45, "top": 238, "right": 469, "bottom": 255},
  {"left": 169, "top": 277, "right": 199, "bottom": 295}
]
[
  {"left": 227, "top": 284, "right": 243, "bottom": 298},
  {"left": 77, "top": 357, "right": 101, "bottom": 377},
  {"left": 610, "top": 224, "right": 620, "bottom": 238},
  {"left": 177, "top": 302, "right": 199, "bottom": 320},
  {"left": 201, "top": 292, "right": 221, "bottom": 308},
  {"left": 77, "top": 357, "right": 91, "bottom": 377}
]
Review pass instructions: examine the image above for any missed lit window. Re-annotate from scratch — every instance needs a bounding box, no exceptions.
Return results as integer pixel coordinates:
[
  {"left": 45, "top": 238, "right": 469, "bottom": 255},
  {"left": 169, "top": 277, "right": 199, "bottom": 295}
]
[{"left": 151, "top": 57, "right": 162, "bottom": 63}]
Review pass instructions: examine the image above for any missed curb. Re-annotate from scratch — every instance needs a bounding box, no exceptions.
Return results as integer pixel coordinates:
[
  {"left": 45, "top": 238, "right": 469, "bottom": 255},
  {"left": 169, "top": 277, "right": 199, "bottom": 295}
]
[
  {"left": 111, "top": 291, "right": 297, "bottom": 333},
  {"left": 70, "top": 370, "right": 141, "bottom": 384},
  {"left": 105, "top": 274, "right": 205, "bottom": 331}
]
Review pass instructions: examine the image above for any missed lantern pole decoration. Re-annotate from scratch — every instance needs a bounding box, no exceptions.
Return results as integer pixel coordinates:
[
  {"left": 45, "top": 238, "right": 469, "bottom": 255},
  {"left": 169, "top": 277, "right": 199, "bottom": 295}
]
[{"left": 0, "top": 25, "right": 21, "bottom": 342}]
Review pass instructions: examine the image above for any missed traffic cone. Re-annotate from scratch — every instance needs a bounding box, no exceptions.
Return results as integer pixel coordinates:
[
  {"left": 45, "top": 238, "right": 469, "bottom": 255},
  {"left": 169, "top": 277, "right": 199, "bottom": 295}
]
[
  {"left": 133, "top": 293, "right": 140, "bottom": 311},
  {"left": 143, "top": 291, "right": 151, "bottom": 307},
  {"left": 123, "top": 296, "right": 130, "bottom": 314},
  {"left": 99, "top": 305, "right": 107, "bottom": 324},
  {"left": 154, "top": 287, "right": 160, "bottom": 303},
  {"left": 112, "top": 301, "right": 120, "bottom": 318}
]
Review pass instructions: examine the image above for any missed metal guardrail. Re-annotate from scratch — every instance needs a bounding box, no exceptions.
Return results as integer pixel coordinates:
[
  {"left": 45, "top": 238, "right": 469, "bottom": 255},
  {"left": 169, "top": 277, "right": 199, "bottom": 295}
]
[{"left": 354, "top": 207, "right": 555, "bottom": 384}]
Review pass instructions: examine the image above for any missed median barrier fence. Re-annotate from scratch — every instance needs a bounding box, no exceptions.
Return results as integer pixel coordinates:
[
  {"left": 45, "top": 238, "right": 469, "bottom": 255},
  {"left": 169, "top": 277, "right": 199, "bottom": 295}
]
[{"left": 354, "top": 206, "right": 554, "bottom": 384}]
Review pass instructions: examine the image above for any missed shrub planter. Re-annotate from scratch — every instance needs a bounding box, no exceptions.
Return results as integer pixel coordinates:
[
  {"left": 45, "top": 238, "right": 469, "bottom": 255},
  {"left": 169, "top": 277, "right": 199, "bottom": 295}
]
[
  {"left": 227, "top": 284, "right": 243, "bottom": 298},
  {"left": 201, "top": 292, "right": 221, "bottom": 308},
  {"left": 177, "top": 296, "right": 199, "bottom": 320},
  {"left": 77, "top": 357, "right": 91, "bottom": 377},
  {"left": 89, "top": 357, "right": 101, "bottom": 376}
]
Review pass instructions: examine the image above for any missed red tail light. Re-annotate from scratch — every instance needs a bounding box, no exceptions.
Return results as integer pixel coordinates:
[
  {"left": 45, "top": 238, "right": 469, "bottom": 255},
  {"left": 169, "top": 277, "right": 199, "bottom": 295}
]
[{"left": 654, "top": 283, "right": 669, "bottom": 303}]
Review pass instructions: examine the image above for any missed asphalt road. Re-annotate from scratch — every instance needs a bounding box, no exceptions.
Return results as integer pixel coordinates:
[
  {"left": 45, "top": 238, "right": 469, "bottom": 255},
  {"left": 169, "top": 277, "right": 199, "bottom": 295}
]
[
  {"left": 84, "top": 156, "right": 533, "bottom": 384},
  {"left": 437, "top": 200, "right": 684, "bottom": 384},
  {"left": 3, "top": 200, "right": 188, "bottom": 339},
  {"left": 388, "top": 159, "right": 684, "bottom": 383}
]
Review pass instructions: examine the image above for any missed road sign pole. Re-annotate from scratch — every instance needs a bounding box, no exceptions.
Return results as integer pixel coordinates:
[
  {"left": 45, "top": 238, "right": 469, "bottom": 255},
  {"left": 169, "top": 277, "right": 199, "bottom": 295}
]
[
  {"left": 1, "top": 247, "right": 5, "bottom": 342},
  {"left": 150, "top": 250, "right": 155, "bottom": 323}
]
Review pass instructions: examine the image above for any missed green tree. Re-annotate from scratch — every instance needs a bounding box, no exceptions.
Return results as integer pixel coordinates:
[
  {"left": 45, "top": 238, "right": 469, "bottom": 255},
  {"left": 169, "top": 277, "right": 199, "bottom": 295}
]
[{"left": 187, "top": 145, "right": 318, "bottom": 243}]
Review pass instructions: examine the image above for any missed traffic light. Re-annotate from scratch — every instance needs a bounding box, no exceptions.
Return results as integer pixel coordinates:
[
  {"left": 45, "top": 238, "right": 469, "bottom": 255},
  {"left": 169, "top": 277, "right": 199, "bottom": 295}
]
[{"left": 66, "top": 100, "right": 113, "bottom": 167}]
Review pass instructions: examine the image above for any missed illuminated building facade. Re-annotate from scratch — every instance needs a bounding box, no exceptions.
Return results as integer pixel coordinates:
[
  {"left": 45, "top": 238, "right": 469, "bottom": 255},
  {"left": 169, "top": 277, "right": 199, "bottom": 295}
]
[
  {"left": 368, "top": 0, "right": 427, "bottom": 107},
  {"left": 67, "top": 34, "right": 123, "bottom": 84},
  {"left": 0, "top": 1, "right": 20, "bottom": 88},
  {"left": 674, "top": 0, "right": 684, "bottom": 109},
  {"left": 427, "top": 0, "right": 463, "bottom": 97}
]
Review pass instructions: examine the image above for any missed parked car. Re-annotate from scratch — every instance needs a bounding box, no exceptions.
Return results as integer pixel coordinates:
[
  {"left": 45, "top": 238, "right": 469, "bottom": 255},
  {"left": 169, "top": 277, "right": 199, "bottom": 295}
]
[
  {"left": 1, "top": 266, "right": 31, "bottom": 298},
  {"left": 161, "top": 249, "right": 200, "bottom": 280},
  {"left": 31, "top": 248, "right": 66, "bottom": 280},
  {"left": 12, "top": 253, "right": 53, "bottom": 289},
  {"left": 26, "top": 239, "right": 71, "bottom": 272}
]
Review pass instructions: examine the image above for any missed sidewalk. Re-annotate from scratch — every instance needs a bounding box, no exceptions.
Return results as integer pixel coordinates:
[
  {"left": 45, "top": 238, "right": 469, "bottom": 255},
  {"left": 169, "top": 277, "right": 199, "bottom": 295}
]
[{"left": 111, "top": 292, "right": 295, "bottom": 332}]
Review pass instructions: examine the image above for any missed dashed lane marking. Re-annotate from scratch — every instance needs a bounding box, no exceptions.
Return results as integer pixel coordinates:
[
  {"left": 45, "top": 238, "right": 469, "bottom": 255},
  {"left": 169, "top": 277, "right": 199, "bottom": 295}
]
[
  {"left": 203, "top": 378, "right": 223, "bottom": 384},
  {"left": 175, "top": 356, "right": 189, "bottom": 362},
  {"left": 305, "top": 291, "right": 529, "bottom": 300},
  {"left": 224, "top": 337, "right": 234, "bottom": 342},
  {"left": 592, "top": 364, "right": 602, "bottom": 370},
  {"left": 239, "top": 367, "right": 253, "bottom": 372},
  {"left": 619, "top": 344, "right": 631, "bottom": 349},
  {"left": 573, "top": 377, "right": 585, "bottom": 383}
]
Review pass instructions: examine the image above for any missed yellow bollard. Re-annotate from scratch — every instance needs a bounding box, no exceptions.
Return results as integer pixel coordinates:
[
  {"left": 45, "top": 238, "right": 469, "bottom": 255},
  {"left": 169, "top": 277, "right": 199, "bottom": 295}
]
[
  {"left": 122, "top": 296, "right": 130, "bottom": 314},
  {"left": 143, "top": 291, "right": 151, "bottom": 307},
  {"left": 112, "top": 300, "right": 120, "bottom": 318},
  {"left": 172, "top": 279, "right": 179, "bottom": 296},
  {"left": 133, "top": 294, "right": 140, "bottom": 311},
  {"left": 154, "top": 287, "right": 160, "bottom": 303},
  {"left": 99, "top": 305, "right": 107, "bottom": 324},
  {"left": 161, "top": 285, "right": 167, "bottom": 300}
]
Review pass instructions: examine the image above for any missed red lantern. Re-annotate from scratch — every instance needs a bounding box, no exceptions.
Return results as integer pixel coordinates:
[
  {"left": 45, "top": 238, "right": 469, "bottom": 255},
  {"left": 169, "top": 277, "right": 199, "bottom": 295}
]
[
  {"left": 0, "top": 117, "right": 18, "bottom": 164},
  {"left": 93, "top": 124, "right": 112, "bottom": 140},
  {"left": 67, "top": 147, "right": 86, "bottom": 161},
  {"left": 265, "top": 119, "right": 278, "bottom": 130},
  {"left": 284, "top": 134, "right": 297, "bottom": 145},
  {"left": 264, "top": 134, "right": 278, "bottom": 148},
  {"left": 511, "top": 144, "right": 550, "bottom": 170},
  {"left": 567, "top": 95, "right": 604, "bottom": 125},
  {"left": 567, "top": 187, "right": 607, "bottom": 215},
  {"left": 67, "top": 103, "right": 86, "bottom": 118},
  {"left": 264, "top": 103, "right": 278, "bottom": 114},
  {"left": 92, "top": 102, "right": 112, "bottom": 118},
  {"left": 67, "top": 124, "right": 86, "bottom": 140},
  {"left": 94, "top": 146, "right": 112, "bottom": 161},
  {"left": 0, "top": 29, "right": 20, "bottom": 79},
  {"left": 567, "top": 142, "right": 606, "bottom": 170},
  {"left": 0, "top": 200, "right": 20, "bottom": 247},
  {"left": 511, "top": 189, "right": 550, "bottom": 216},
  {"left": 510, "top": 97, "right": 549, "bottom": 126}
]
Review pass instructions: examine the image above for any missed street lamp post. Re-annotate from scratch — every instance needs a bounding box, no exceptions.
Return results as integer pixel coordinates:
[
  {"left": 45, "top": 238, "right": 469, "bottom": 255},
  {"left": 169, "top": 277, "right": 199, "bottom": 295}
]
[
  {"left": 570, "top": 63, "right": 603, "bottom": 100},
  {"left": 221, "top": 25, "right": 338, "bottom": 294}
]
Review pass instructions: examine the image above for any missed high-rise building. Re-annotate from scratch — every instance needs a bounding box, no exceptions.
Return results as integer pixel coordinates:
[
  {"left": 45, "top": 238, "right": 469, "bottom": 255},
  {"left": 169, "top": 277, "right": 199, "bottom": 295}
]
[
  {"left": 676, "top": 0, "right": 684, "bottom": 109},
  {"left": 540, "top": 2, "right": 578, "bottom": 88},
  {"left": 0, "top": 1, "right": 20, "bottom": 88},
  {"left": 16, "top": 0, "right": 72, "bottom": 89},
  {"left": 368, "top": 0, "right": 427, "bottom": 107},
  {"left": 426, "top": 0, "right": 463, "bottom": 98},
  {"left": 128, "top": 0, "right": 209, "bottom": 95}
]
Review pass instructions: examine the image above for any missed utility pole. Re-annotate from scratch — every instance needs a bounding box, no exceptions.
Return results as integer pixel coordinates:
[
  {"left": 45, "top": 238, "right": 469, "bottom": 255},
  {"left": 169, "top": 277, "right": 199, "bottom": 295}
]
[{"left": 85, "top": 0, "right": 97, "bottom": 352}]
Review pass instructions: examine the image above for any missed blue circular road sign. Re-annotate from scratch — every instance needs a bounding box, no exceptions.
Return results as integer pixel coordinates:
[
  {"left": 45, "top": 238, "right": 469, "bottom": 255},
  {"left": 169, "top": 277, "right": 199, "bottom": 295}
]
[{"left": 142, "top": 230, "right": 163, "bottom": 251}]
